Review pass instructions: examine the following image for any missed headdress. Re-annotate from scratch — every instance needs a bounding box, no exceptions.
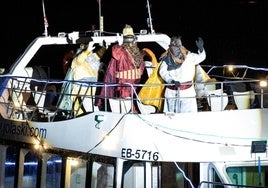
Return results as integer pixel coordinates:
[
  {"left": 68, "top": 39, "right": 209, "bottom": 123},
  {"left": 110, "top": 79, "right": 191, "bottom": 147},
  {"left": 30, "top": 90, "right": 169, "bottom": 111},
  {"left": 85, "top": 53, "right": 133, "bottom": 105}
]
[{"left": 122, "top": 24, "right": 136, "bottom": 43}]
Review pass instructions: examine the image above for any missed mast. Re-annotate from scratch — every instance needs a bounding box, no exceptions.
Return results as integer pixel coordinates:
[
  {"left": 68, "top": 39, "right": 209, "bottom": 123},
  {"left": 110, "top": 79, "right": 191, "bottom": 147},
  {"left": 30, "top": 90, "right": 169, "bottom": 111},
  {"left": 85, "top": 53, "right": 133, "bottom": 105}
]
[
  {"left": 42, "top": 0, "right": 49, "bottom": 36},
  {"left": 146, "top": 0, "right": 155, "bottom": 34},
  {"left": 97, "top": 0, "right": 103, "bottom": 36}
]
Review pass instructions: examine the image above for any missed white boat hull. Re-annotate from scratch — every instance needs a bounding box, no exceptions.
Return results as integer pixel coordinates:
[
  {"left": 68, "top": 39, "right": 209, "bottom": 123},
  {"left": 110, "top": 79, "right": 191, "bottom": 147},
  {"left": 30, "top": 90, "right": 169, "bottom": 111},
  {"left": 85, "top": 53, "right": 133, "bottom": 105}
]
[{"left": 24, "top": 108, "right": 268, "bottom": 162}]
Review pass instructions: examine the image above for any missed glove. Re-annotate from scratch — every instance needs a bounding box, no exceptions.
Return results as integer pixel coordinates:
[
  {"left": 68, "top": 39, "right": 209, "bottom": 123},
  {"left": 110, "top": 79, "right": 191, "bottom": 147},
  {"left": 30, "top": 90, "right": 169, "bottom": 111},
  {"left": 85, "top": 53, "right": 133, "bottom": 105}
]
[
  {"left": 171, "top": 80, "right": 181, "bottom": 87},
  {"left": 102, "top": 40, "right": 106, "bottom": 48},
  {"left": 87, "top": 42, "right": 95, "bottom": 52},
  {"left": 195, "top": 37, "right": 204, "bottom": 52}
]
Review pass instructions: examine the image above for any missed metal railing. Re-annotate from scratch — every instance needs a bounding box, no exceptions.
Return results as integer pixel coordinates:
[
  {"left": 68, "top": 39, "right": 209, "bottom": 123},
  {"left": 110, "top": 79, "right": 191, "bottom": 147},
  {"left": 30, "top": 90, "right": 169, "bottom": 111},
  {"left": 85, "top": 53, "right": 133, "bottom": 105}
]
[{"left": 0, "top": 75, "right": 267, "bottom": 122}]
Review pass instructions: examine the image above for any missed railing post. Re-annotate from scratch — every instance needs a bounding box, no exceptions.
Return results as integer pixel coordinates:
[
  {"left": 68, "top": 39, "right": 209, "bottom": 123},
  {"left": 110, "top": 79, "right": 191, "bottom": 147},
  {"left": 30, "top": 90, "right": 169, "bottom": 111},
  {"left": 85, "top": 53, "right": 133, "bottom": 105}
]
[{"left": 261, "top": 88, "right": 264, "bottom": 108}]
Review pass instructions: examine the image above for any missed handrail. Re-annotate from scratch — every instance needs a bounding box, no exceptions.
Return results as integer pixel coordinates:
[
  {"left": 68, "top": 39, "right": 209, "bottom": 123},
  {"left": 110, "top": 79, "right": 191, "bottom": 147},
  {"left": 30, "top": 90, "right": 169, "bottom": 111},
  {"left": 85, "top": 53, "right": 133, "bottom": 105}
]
[
  {"left": 0, "top": 75, "right": 267, "bottom": 121},
  {"left": 198, "top": 180, "right": 265, "bottom": 188}
]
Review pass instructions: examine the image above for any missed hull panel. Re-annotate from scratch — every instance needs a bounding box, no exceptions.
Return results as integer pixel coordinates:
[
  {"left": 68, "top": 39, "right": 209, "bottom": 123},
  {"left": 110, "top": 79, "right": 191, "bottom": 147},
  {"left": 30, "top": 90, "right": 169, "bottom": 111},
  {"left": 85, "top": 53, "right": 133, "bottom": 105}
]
[{"left": 17, "top": 108, "right": 268, "bottom": 162}]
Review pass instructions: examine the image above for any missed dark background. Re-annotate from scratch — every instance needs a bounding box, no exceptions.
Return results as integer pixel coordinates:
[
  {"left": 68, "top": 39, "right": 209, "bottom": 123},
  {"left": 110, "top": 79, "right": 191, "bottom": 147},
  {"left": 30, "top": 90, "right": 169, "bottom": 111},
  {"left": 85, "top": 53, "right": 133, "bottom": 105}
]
[{"left": 1, "top": 0, "right": 268, "bottom": 70}]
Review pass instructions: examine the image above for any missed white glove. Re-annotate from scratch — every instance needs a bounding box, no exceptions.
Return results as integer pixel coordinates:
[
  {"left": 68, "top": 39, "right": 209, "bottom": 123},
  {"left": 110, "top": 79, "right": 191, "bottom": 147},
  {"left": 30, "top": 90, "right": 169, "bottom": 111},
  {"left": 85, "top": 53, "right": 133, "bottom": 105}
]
[{"left": 87, "top": 42, "right": 95, "bottom": 52}]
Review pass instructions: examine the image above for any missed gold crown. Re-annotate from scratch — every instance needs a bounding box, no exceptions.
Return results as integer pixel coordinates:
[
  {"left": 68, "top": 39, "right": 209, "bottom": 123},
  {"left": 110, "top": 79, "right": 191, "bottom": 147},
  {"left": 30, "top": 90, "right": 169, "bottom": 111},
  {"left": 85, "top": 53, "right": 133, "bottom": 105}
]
[{"left": 122, "top": 25, "right": 134, "bottom": 36}]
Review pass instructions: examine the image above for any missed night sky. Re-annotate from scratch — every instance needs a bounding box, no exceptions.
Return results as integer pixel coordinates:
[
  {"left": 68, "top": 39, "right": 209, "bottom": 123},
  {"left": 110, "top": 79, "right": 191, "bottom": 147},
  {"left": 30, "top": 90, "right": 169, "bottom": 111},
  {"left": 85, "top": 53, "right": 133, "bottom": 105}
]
[{"left": 1, "top": 0, "right": 268, "bottom": 70}]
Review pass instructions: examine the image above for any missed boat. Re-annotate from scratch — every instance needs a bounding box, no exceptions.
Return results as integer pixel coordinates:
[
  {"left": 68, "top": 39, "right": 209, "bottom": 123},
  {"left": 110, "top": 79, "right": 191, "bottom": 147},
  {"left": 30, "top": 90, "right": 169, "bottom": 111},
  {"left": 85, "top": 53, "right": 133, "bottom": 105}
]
[{"left": 0, "top": 1, "right": 268, "bottom": 188}]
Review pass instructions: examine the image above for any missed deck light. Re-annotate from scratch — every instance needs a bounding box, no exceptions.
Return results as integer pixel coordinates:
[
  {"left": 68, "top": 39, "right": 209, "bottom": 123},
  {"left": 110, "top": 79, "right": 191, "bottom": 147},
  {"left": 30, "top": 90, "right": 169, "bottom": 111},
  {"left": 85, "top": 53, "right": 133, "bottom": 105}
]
[
  {"left": 70, "top": 158, "right": 79, "bottom": 166},
  {"left": 227, "top": 65, "right": 234, "bottom": 72},
  {"left": 259, "top": 80, "right": 267, "bottom": 88}
]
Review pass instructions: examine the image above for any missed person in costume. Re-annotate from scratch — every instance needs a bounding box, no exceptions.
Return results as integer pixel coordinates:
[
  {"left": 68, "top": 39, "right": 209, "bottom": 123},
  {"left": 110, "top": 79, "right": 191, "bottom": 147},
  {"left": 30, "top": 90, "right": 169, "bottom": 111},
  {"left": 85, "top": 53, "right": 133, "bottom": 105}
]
[
  {"left": 59, "top": 42, "right": 106, "bottom": 115},
  {"left": 159, "top": 36, "right": 206, "bottom": 113},
  {"left": 97, "top": 25, "right": 145, "bottom": 112},
  {"left": 62, "top": 50, "right": 75, "bottom": 76}
]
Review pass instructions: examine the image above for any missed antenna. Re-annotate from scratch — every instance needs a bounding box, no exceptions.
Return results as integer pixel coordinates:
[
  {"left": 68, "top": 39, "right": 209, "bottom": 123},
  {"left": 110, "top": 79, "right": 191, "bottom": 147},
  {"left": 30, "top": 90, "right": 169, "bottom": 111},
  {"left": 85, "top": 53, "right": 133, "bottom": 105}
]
[
  {"left": 146, "top": 0, "right": 155, "bottom": 34},
  {"left": 42, "top": 0, "right": 49, "bottom": 36}
]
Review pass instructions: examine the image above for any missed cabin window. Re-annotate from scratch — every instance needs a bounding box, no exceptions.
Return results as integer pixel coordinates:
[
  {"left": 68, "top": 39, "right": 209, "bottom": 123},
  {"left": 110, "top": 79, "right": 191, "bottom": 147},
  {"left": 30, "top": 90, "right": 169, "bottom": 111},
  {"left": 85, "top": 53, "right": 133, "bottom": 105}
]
[
  {"left": 91, "top": 161, "right": 114, "bottom": 188},
  {"left": 226, "top": 166, "right": 268, "bottom": 187},
  {"left": 122, "top": 161, "right": 145, "bottom": 188},
  {"left": 69, "top": 158, "right": 87, "bottom": 187},
  {"left": 5, "top": 146, "right": 18, "bottom": 187},
  {"left": 46, "top": 155, "right": 62, "bottom": 187},
  {"left": 22, "top": 151, "right": 39, "bottom": 188},
  {"left": 28, "top": 44, "right": 80, "bottom": 80},
  {"left": 203, "top": 165, "right": 224, "bottom": 188}
]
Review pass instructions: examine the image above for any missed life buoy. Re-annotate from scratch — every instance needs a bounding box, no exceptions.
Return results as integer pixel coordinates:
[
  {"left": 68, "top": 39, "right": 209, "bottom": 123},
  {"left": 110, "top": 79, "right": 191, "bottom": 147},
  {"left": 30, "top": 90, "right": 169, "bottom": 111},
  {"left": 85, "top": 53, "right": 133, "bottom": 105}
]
[{"left": 142, "top": 48, "right": 158, "bottom": 67}]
